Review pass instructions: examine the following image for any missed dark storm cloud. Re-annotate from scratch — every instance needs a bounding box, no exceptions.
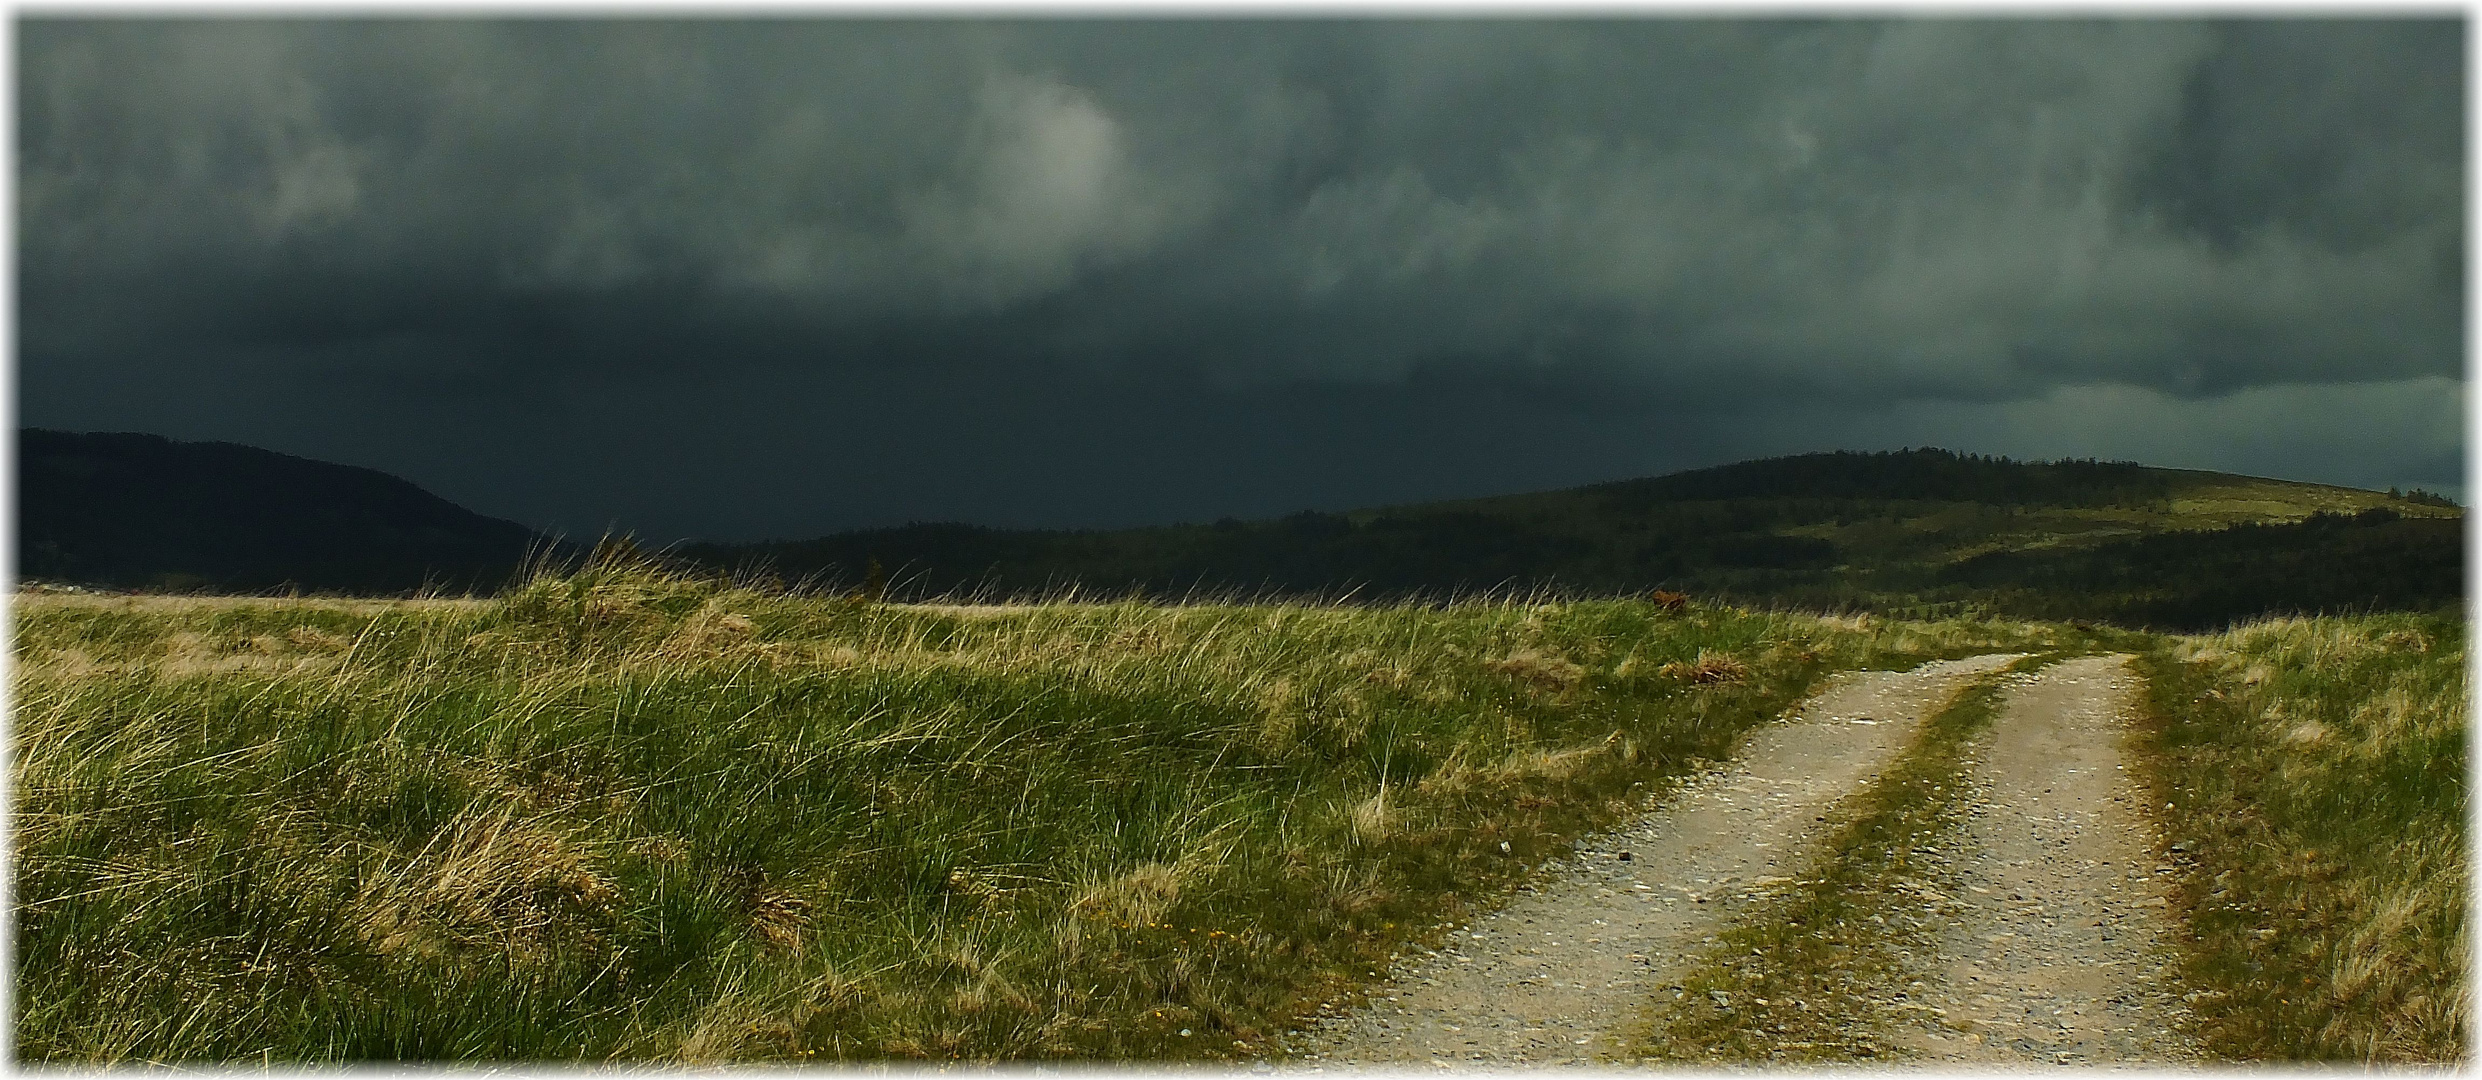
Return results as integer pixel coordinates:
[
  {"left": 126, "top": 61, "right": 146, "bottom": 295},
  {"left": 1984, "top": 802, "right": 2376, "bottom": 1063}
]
[{"left": 17, "top": 18, "right": 2465, "bottom": 540}]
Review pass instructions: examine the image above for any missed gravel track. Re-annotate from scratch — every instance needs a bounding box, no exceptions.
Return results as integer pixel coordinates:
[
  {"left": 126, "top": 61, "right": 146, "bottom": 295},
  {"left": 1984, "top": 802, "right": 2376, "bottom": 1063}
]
[
  {"left": 1276, "top": 654, "right": 2023, "bottom": 1069},
  {"left": 1889, "top": 654, "right": 2202, "bottom": 1065}
]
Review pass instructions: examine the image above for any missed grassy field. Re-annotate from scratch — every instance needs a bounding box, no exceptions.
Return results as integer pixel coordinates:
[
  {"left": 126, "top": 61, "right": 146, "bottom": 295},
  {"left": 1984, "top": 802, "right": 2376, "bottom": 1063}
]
[
  {"left": 2134, "top": 613, "right": 2467, "bottom": 1063},
  {"left": 12, "top": 559, "right": 2092, "bottom": 1063},
  {"left": 14, "top": 558, "right": 2463, "bottom": 1064}
]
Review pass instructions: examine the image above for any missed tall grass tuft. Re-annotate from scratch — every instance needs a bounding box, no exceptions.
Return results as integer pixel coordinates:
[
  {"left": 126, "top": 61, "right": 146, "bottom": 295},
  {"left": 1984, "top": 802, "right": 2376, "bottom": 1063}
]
[
  {"left": 2133, "top": 613, "right": 2466, "bottom": 1063},
  {"left": 15, "top": 558, "right": 2084, "bottom": 1062}
]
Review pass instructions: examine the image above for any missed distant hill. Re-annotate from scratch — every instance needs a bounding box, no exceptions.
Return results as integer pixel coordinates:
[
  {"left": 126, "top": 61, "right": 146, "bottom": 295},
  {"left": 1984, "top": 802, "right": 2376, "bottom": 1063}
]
[
  {"left": 1945, "top": 507, "right": 2464, "bottom": 629},
  {"left": 15, "top": 434, "right": 2461, "bottom": 629},
  {"left": 680, "top": 449, "right": 2464, "bottom": 630},
  {"left": 17, "top": 429, "right": 556, "bottom": 594}
]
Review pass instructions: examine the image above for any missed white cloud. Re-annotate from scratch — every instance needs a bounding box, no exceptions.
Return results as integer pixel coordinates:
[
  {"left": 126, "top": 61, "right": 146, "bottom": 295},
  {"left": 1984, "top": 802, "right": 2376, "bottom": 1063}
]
[{"left": 901, "top": 73, "right": 1179, "bottom": 308}]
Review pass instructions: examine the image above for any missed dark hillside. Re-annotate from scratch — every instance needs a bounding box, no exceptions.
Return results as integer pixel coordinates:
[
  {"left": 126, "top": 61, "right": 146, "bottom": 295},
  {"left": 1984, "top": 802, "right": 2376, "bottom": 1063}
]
[
  {"left": 1580, "top": 449, "right": 2179, "bottom": 508},
  {"left": 17, "top": 429, "right": 552, "bottom": 594},
  {"left": 17, "top": 434, "right": 2457, "bottom": 628},
  {"left": 684, "top": 448, "right": 2461, "bottom": 627},
  {"left": 1946, "top": 509, "right": 2464, "bottom": 630}
]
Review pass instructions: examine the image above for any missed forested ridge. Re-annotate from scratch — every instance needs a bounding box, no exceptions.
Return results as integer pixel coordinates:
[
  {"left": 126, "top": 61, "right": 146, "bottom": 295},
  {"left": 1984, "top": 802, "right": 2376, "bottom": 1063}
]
[
  {"left": 684, "top": 449, "right": 2462, "bottom": 631},
  {"left": 22, "top": 435, "right": 2458, "bottom": 630}
]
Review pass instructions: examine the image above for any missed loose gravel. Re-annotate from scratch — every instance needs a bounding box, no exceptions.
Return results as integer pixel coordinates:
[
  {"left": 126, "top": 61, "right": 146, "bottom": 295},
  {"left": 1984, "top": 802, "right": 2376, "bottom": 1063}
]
[
  {"left": 1274, "top": 654, "right": 2023, "bottom": 1069},
  {"left": 1888, "top": 654, "right": 2202, "bottom": 1065}
]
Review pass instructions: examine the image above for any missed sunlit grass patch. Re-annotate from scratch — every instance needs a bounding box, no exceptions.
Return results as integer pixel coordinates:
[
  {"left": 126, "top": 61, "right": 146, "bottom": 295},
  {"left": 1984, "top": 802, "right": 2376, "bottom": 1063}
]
[
  {"left": 14, "top": 559, "right": 2089, "bottom": 1062},
  {"left": 2133, "top": 613, "right": 2466, "bottom": 1063}
]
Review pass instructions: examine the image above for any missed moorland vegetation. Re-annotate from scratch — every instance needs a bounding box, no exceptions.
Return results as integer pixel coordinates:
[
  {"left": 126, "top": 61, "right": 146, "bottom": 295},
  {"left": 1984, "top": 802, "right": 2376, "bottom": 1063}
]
[
  {"left": 12, "top": 443, "right": 2466, "bottom": 1065},
  {"left": 14, "top": 556, "right": 2097, "bottom": 1062},
  {"left": 2134, "top": 613, "right": 2467, "bottom": 1062}
]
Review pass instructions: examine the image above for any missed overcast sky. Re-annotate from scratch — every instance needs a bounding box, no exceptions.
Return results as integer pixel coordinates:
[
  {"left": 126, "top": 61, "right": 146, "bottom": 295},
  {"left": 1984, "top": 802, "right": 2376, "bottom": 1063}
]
[{"left": 18, "top": 18, "right": 2466, "bottom": 542}]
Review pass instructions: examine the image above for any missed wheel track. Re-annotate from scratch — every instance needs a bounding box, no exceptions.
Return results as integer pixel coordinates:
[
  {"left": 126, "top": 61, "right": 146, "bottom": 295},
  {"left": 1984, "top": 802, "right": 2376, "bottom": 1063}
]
[
  {"left": 1892, "top": 653, "right": 2201, "bottom": 1064},
  {"left": 1276, "top": 653, "right": 2023, "bottom": 1069}
]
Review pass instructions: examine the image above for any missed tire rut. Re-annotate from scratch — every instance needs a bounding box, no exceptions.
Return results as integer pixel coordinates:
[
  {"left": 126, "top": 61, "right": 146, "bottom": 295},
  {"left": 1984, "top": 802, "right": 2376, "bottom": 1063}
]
[
  {"left": 1891, "top": 654, "right": 2201, "bottom": 1064},
  {"left": 1276, "top": 653, "right": 2023, "bottom": 1069}
]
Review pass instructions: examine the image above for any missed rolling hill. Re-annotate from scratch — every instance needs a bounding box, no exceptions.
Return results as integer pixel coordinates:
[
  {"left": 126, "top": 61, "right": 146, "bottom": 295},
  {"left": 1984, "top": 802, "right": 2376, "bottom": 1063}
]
[
  {"left": 679, "top": 450, "right": 2463, "bottom": 630},
  {"left": 17, "top": 429, "right": 557, "bottom": 594},
  {"left": 16, "top": 431, "right": 2461, "bottom": 629}
]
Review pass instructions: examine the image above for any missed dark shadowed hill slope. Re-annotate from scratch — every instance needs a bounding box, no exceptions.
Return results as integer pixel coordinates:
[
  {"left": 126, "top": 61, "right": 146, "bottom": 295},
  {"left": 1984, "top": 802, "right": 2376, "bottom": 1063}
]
[
  {"left": 1587, "top": 450, "right": 2177, "bottom": 506},
  {"left": 15, "top": 436, "right": 2459, "bottom": 628},
  {"left": 682, "top": 449, "right": 2462, "bottom": 630},
  {"left": 18, "top": 429, "right": 554, "bottom": 594},
  {"left": 1944, "top": 508, "right": 2465, "bottom": 629}
]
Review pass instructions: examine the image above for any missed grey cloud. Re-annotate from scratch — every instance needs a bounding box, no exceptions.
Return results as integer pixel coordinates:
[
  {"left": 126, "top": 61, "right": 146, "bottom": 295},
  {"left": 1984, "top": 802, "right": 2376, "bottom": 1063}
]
[
  {"left": 16, "top": 18, "right": 2464, "bottom": 539},
  {"left": 2127, "top": 21, "right": 2464, "bottom": 256}
]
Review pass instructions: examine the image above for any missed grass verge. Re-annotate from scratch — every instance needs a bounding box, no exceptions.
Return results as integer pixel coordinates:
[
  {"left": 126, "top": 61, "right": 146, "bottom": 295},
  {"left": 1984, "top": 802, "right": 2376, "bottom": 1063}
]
[
  {"left": 1621, "top": 653, "right": 2054, "bottom": 1064},
  {"left": 2131, "top": 613, "right": 2466, "bottom": 1063},
  {"left": 11, "top": 559, "right": 2091, "bottom": 1063}
]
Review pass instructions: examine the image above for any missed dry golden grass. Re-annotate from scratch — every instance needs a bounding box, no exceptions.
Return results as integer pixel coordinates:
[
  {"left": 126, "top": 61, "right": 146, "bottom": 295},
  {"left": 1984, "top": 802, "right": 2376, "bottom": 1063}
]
[
  {"left": 1657, "top": 649, "right": 1752, "bottom": 685},
  {"left": 2137, "top": 613, "right": 2466, "bottom": 1063},
  {"left": 12, "top": 563, "right": 2101, "bottom": 1063}
]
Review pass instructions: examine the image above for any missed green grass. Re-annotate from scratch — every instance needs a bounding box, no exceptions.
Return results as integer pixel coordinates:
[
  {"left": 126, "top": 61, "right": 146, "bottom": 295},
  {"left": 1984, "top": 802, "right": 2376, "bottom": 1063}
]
[
  {"left": 1620, "top": 655, "right": 2052, "bottom": 1064},
  {"left": 2132, "top": 614, "right": 2467, "bottom": 1063},
  {"left": 11, "top": 559, "right": 2088, "bottom": 1063}
]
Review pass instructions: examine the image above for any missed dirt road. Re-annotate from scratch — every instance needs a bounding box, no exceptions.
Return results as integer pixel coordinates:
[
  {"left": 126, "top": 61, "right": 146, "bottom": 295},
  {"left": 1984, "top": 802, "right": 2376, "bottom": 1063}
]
[
  {"left": 1889, "top": 654, "right": 2200, "bottom": 1064},
  {"left": 1278, "top": 654, "right": 2023, "bottom": 1068}
]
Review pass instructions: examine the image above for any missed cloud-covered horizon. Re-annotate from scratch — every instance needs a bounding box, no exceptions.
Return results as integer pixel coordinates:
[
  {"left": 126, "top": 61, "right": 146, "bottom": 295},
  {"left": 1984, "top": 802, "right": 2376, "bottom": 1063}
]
[{"left": 18, "top": 19, "right": 2464, "bottom": 541}]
